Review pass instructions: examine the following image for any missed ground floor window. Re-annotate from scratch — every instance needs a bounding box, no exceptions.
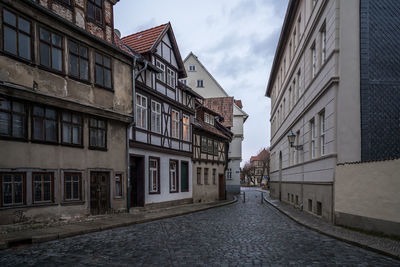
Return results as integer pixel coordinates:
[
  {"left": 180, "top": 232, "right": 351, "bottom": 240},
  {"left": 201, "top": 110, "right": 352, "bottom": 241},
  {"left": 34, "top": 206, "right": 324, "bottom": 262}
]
[
  {"left": 226, "top": 168, "right": 232, "bottom": 180},
  {"left": 169, "top": 160, "right": 178, "bottom": 193},
  {"left": 181, "top": 161, "right": 189, "bottom": 192},
  {"left": 64, "top": 172, "right": 81, "bottom": 201},
  {"left": 114, "top": 173, "right": 123, "bottom": 198},
  {"left": 196, "top": 167, "right": 202, "bottom": 185},
  {"left": 33, "top": 172, "right": 54, "bottom": 203},
  {"left": 149, "top": 157, "right": 160, "bottom": 194},
  {"left": 212, "top": 169, "right": 216, "bottom": 185},
  {"left": 204, "top": 168, "right": 209, "bottom": 185},
  {"left": 0, "top": 172, "right": 25, "bottom": 206}
]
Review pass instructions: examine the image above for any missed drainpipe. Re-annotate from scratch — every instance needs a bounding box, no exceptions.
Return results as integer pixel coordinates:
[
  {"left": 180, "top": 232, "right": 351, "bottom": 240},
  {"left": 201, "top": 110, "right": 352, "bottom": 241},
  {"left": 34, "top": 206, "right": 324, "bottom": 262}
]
[{"left": 126, "top": 55, "right": 148, "bottom": 213}]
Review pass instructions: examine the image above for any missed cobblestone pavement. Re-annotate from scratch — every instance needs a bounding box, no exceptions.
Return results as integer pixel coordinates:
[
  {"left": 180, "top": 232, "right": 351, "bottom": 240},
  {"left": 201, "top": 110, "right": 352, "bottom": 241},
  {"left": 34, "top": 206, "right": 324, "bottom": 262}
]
[{"left": 0, "top": 189, "right": 398, "bottom": 266}]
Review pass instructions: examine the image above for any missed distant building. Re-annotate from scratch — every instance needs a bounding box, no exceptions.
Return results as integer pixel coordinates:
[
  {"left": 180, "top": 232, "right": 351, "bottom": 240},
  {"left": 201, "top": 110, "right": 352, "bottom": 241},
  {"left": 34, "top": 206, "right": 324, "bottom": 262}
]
[
  {"left": 249, "top": 149, "right": 269, "bottom": 186},
  {"left": 183, "top": 52, "right": 248, "bottom": 194},
  {"left": 265, "top": 0, "right": 400, "bottom": 236}
]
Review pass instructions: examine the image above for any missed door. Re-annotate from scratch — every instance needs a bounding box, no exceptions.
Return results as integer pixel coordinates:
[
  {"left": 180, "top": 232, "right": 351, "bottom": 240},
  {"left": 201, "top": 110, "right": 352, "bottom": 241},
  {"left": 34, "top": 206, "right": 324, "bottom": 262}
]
[
  {"left": 218, "top": 174, "right": 225, "bottom": 200},
  {"left": 90, "top": 171, "right": 110, "bottom": 215},
  {"left": 181, "top": 161, "right": 189, "bottom": 192},
  {"left": 131, "top": 156, "right": 145, "bottom": 207}
]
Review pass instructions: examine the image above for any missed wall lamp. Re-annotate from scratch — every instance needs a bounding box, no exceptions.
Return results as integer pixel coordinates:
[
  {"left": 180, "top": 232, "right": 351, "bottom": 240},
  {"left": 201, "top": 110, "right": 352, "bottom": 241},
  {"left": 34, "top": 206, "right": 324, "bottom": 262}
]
[{"left": 288, "top": 131, "right": 303, "bottom": 150}]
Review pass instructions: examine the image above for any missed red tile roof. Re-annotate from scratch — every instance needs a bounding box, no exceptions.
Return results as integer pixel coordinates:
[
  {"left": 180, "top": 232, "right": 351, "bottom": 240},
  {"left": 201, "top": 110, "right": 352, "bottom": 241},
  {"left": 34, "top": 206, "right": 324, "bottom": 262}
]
[
  {"left": 234, "top": 99, "right": 243, "bottom": 109},
  {"left": 204, "top": 97, "right": 234, "bottom": 128},
  {"left": 193, "top": 118, "right": 230, "bottom": 140},
  {"left": 121, "top": 24, "right": 168, "bottom": 54},
  {"left": 250, "top": 149, "right": 269, "bottom": 162},
  {"left": 114, "top": 32, "right": 134, "bottom": 56}
]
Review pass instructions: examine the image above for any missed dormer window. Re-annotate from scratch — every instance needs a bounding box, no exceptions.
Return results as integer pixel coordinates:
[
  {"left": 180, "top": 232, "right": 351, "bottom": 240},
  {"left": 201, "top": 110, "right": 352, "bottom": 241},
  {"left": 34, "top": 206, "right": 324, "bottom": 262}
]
[
  {"left": 197, "top": 80, "right": 204, "bottom": 87},
  {"left": 156, "top": 60, "right": 165, "bottom": 83},
  {"left": 204, "top": 113, "right": 214, "bottom": 126},
  {"left": 87, "top": 0, "right": 103, "bottom": 25},
  {"left": 189, "top": 65, "right": 196, "bottom": 71}
]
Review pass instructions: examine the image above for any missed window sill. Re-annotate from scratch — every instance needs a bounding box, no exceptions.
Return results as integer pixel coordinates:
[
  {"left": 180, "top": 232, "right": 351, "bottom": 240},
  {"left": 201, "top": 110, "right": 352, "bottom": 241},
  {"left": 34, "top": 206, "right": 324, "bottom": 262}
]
[
  {"left": 61, "top": 142, "right": 84, "bottom": 149},
  {"left": 94, "top": 84, "right": 114, "bottom": 92},
  {"left": 169, "top": 191, "right": 179, "bottom": 194},
  {"left": 0, "top": 136, "right": 28, "bottom": 142},
  {"left": 149, "top": 191, "right": 160, "bottom": 195},
  {"left": 68, "top": 75, "right": 91, "bottom": 86},
  {"left": 88, "top": 146, "right": 108, "bottom": 152},
  {"left": 0, "top": 51, "right": 34, "bottom": 67},
  {"left": 31, "top": 202, "right": 58, "bottom": 208},
  {"left": 60, "top": 201, "right": 85, "bottom": 206},
  {"left": 37, "top": 65, "right": 65, "bottom": 77},
  {"left": 0, "top": 204, "right": 27, "bottom": 210},
  {"left": 31, "top": 139, "right": 59, "bottom": 146}
]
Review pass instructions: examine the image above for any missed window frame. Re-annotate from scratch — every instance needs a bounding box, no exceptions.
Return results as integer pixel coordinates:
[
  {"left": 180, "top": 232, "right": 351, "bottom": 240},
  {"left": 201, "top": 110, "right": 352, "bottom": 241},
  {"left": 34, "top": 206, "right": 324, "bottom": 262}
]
[
  {"left": 68, "top": 40, "right": 89, "bottom": 82},
  {"left": 171, "top": 109, "right": 180, "bottom": 139},
  {"left": 61, "top": 111, "right": 83, "bottom": 147},
  {"left": 196, "top": 167, "right": 202, "bottom": 185},
  {"left": 0, "top": 172, "right": 26, "bottom": 207},
  {"left": 150, "top": 100, "right": 161, "bottom": 134},
  {"left": 149, "top": 157, "right": 160, "bottom": 194},
  {"left": 311, "top": 41, "right": 316, "bottom": 78},
  {"left": 114, "top": 172, "right": 123, "bottom": 199},
  {"left": 39, "top": 26, "right": 64, "bottom": 73},
  {"left": 182, "top": 114, "right": 190, "bottom": 141},
  {"left": 169, "top": 160, "right": 179, "bottom": 193},
  {"left": 2, "top": 8, "right": 33, "bottom": 62},
  {"left": 94, "top": 51, "right": 112, "bottom": 90},
  {"left": 31, "top": 104, "right": 58, "bottom": 144},
  {"left": 88, "top": 117, "right": 107, "bottom": 151},
  {"left": 136, "top": 93, "right": 148, "bottom": 130},
  {"left": 212, "top": 169, "right": 216, "bottom": 185},
  {"left": 156, "top": 60, "right": 166, "bottom": 83},
  {"left": 166, "top": 67, "right": 175, "bottom": 88},
  {"left": 204, "top": 168, "right": 209, "bottom": 185},
  {"left": 319, "top": 111, "right": 326, "bottom": 156},
  {"left": 87, "top": 0, "right": 104, "bottom": 26},
  {"left": 197, "top": 80, "right": 204, "bottom": 88},
  {"left": 213, "top": 140, "right": 219, "bottom": 156},
  {"left": 32, "top": 172, "right": 54, "bottom": 204},
  {"left": 0, "top": 97, "right": 28, "bottom": 141},
  {"left": 320, "top": 23, "right": 327, "bottom": 64},
  {"left": 310, "top": 119, "right": 316, "bottom": 158},
  {"left": 188, "top": 65, "right": 196, "bottom": 71},
  {"left": 63, "top": 172, "right": 82, "bottom": 202}
]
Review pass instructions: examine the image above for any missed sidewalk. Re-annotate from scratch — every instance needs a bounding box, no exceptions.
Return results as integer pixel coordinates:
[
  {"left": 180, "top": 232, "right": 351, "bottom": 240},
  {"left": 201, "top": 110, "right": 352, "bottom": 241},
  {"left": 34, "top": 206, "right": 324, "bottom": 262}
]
[
  {"left": 259, "top": 189, "right": 400, "bottom": 260},
  {"left": 0, "top": 197, "right": 236, "bottom": 250}
]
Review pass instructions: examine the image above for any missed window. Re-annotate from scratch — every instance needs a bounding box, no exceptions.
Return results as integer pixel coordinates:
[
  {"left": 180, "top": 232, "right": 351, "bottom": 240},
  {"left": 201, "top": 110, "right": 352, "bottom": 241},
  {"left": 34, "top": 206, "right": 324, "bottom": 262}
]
[
  {"left": 296, "top": 195, "right": 298, "bottom": 205},
  {"left": 182, "top": 114, "right": 190, "bottom": 141},
  {"left": 32, "top": 105, "right": 57, "bottom": 143},
  {"left": 171, "top": 110, "right": 180, "bottom": 139},
  {"left": 296, "top": 131, "right": 300, "bottom": 164},
  {"left": 188, "top": 65, "right": 196, "bottom": 71},
  {"left": 156, "top": 60, "right": 165, "bottom": 82},
  {"left": 167, "top": 68, "right": 175, "bottom": 88},
  {"left": 33, "top": 172, "right": 53, "bottom": 203},
  {"left": 296, "top": 70, "right": 301, "bottom": 101},
  {"left": 321, "top": 24, "right": 326, "bottom": 64},
  {"left": 181, "top": 79, "right": 187, "bottom": 85},
  {"left": 311, "top": 42, "right": 316, "bottom": 78},
  {"left": 169, "top": 160, "right": 178, "bottom": 192},
  {"left": 317, "top": 201, "right": 322, "bottom": 216},
  {"left": 39, "top": 27, "right": 62, "bottom": 71},
  {"left": 283, "top": 99, "right": 286, "bottom": 118},
  {"left": 204, "top": 113, "right": 214, "bottom": 126},
  {"left": 197, "top": 167, "right": 202, "bottom": 185},
  {"left": 288, "top": 88, "right": 292, "bottom": 110},
  {"left": 197, "top": 80, "right": 204, "bottom": 87},
  {"left": 95, "top": 52, "right": 112, "bottom": 89},
  {"left": 320, "top": 111, "right": 326, "bottom": 156},
  {"left": 62, "top": 112, "right": 82, "bottom": 146},
  {"left": 87, "top": 0, "right": 103, "bottom": 25},
  {"left": 212, "top": 169, "right": 216, "bottom": 185},
  {"left": 204, "top": 168, "right": 209, "bottom": 185},
  {"left": 149, "top": 158, "right": 160, "bottom": 194},
  {"left": 308, "top": 199, "right": 312, "bottom": 212},
  {"left": 64, "top": 172, "right": 81, "bottom": 201},
  {"left": 57, "top": 0, "right": 72, "bottom": 6},
  {"left": 151, "top": 101, "right": 161, "bottom": 134},
  {"left": 226, "top": 168, "right": 232, "bottom": 180},
  {"left": 213, "top": 141, "right": 219, "bottom": 156},
  {"left": 89, "top": 118, "right": 106, "bottom": 149},
  {"left": 0, "top": 98, "right": 26, "bottom": 139},
  {"left": 69, "top": 41, "right": 89, "bottom": 81},
  {"left": 114, "top": 173, "right": 123, "bottom": 198},
  {"left": 201, "top": 136, "right": 207, "bottom": 153},
  {"left": 180, "top": 161, "right": 189, "bottom": 192},
  {"left": 287, "top": 193, "right": 290, "bottom": 202},
  {"left": 136, "top": 94, "right": 147, "bottom": 130},
  {"left": 208, "top": 139, "right": 213, "bottom": 154},
  {"left": 310, "top": 119, "right": 316, "bottom": 158},
  {"left": 292, "top": 80, "right": 296, "bottom": 105},
  {"left": 293, "top": 28, "right": 297, "bottom": 51},
  {"left": 1, "top": 173, "right": 25, "bottom": 206},
  {"left": 2, "top": 9, "right": 31, "bottom": 60},
  {"left": 291, "top": 194, "right": 294, "bottom": 203},
  {"left": 297, "top": 15, "right": 302, "bottom": 43}
]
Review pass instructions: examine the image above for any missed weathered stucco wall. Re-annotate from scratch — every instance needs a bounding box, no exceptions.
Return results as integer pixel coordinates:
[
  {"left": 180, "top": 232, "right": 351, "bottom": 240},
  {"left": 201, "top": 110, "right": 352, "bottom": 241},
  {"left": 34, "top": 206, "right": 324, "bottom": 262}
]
[
  {"left": 335, "top": 159, "right": 400, "bottom": 235},
  {"left": 192, "top": 162, "right": 225, "bottom": 203}
]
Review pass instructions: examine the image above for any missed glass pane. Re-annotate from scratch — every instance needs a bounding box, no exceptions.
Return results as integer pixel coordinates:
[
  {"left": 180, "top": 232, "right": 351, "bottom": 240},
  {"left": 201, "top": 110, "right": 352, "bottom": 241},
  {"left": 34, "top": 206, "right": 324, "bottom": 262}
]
[
  {"left": 3, "top": 183, "right": 12, "bottom": 204},
  {"left": 4, "top": 26, "right": 17, "bottom": 55},
  {"left": 80, "top": 46, "right": 88, "bottom": 58},
  {"left": 95, "top": 0, "right": 102, "bottom": 7},
  {"left": 95, "top": 7, "right": 102, "bottom": 23},
  {"left": 65, "top": 175, "right": 72, "bottom": 182},
  {"left": 63, "top": 123, "right": 71, "bottom": 143},
  {"left": 45, "top": 108, "right": 56, "bottom": 119},
  {"left": 44, "top": 174, "right": 51, "bottom": 182},
  {"left": 52, "top": 47, "right": 62, "bottom": 71},
  {"left": 103, "top": 57, "right": 110, "bottom": 68},
  {"left": 0, "top": 98, "right": 10, "bottom": 110},
  {"left": 0, "top": 112, "right": 10, "bottom": 135},
  {"left": 87, "top": 3, "right": 94, "bottom": 19},
  {"left": 72, "top": 114, "right": 81, "bottom": 124},
  {"left": 40, "top": 28, "right": 50, "bottom": 42},
  {"left": 90, "top": 118, "right": 97, "bottom": 127},
  {"left": 33, "top": 118, "right": 43, "bottom": 139},
  {"left": 98, "top": 129, "right": 105, "bottom": 147},
  {"left": 13, "top": 175, "right": 22, "bottom": 182},
  {"left": 34, "top": 174, "right": 41, "bottom": 182},
  {"left": 45, "top": 120, "right": 57, "bottom": 142},
  {"left": 12, "top": 102, "right": 24, "bottom": 113},
  {"left": 104, "top": 69, "right": 111, "bottom": 88},
  {"left": 40, "top": 43, "right": 50, "bottom": 67},
  {"left": 62, "top": 112, "right": 71, "bottom": 122},
  {"left": 80, "top": 59, "right": 88, "bottom": 80},
  {"left": 14, "top": 181, "right": 23, "bottom": 204},
  {"left": 72, "top": 126, "right": 80, "bottom": 144},
  {"left": 95, "top": 53, "right": 102, "bottom": 64},
  {"left": 52, "top": 33, "right": 62, "bottom": 47},
  {"left": 19, "top": 34, "right": 31, "bottom": 60},
  {"left": 3, "top": 10, "right": 16, "bottom": 26},
  {"left": 65, "top": 181, "right": 71, "bottom": 199},
  {"left": 73, "top": 181, "right": 79, "bottom": 199},
  {"left": 33, "top": 106, "right": 43, "bottom": 116},
  {"left": 12, "top": 114, "right": 24, "bottom": 137},
  {"left": 3, "top": 175, "right": 12, "bottom": 183},
  {"left": 69, "top": 41, "right": 78, "bottom": 54},
  {"left": 97, "top": 120, "right": 105, "bottom": 129},
  {"left": 69, "top": 54, "right": 78, "bottom": 77},
  {"left": 34, "top": 182, "right": 42, "bottom": 201},
  {"left": 18, "top": 17, "right": 30, "bottom": 33},
  {"left": 43, "top": 182, "right": 51, "bottom": 201},
  {"left": 95, "top": 66, "right": 103, "bottom": 85},
  {"left": 90, "top": 129, "right": 97, "bottom": 147}
]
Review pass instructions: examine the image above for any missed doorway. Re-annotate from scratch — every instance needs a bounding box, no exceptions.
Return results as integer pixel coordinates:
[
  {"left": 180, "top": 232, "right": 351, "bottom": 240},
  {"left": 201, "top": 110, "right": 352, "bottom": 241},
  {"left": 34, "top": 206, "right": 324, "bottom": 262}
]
[
  {"left": 131, "top": 155, "right": 145, "bottom": 207},
  {"left": 90, "top": 171, "right": 110, "bottom": 215},
  {"left": 218, "top": 174, "right": 225, "bottom": 200}
]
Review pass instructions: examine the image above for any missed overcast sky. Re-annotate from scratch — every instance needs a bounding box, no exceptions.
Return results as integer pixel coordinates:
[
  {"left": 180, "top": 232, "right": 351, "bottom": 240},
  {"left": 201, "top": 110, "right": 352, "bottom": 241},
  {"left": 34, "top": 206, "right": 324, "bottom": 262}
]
[{"left": 114, "top": 0, "right": 289, "bottom": 165}]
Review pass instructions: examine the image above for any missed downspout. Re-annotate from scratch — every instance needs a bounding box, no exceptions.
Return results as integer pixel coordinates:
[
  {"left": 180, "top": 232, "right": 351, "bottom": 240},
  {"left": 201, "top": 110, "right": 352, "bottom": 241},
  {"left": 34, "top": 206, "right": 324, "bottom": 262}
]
[{"left": 126, "top": 55, "right": 148, "bottom": 213}]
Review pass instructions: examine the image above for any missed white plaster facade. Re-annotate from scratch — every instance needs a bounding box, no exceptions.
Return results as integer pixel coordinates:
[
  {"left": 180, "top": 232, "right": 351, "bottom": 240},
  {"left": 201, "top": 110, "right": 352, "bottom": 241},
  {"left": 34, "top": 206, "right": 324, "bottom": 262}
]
[{"left": 183, "top": 53, "right": 248, "bottom": 194}]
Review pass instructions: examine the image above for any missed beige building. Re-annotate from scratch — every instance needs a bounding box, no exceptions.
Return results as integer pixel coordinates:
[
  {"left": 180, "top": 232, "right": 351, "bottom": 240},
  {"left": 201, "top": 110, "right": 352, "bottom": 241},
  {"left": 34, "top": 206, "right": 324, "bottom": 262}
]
[
  {"left": 0, "top": 0, "right": 135, "bottom": 224},
  {"left": 266, "top": 0, "right": 400, "bottom": 236}
]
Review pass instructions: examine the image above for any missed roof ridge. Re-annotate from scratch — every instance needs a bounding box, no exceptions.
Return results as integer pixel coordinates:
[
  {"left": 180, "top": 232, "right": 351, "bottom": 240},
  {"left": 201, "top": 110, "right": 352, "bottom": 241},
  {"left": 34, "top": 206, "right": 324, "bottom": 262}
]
[{"left": 121, "top": 23, "right": 168, "bottom": 40}]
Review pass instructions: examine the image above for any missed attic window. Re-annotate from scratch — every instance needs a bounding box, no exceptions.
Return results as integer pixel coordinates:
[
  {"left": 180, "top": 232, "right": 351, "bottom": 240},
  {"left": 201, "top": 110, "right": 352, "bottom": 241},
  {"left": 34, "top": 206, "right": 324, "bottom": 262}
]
[
  {"left": 197, "top": 80, "right": 204, "bottom": 87},
  {"left": 87, "top": 0, "right": 103, "bottom": 25},
  {"left": 189, "top": 65, "right": 196, "bottom": 71},
  {"left": 204, "top": 113, "right": 214, "bottom": 126}
]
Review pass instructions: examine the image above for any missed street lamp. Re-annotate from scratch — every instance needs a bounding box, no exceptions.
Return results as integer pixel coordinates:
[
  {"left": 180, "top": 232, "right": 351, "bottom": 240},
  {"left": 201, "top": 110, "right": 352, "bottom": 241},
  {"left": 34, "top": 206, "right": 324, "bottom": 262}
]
[{"left": 287, "top": 131, "right": 303, "bottom": 150}]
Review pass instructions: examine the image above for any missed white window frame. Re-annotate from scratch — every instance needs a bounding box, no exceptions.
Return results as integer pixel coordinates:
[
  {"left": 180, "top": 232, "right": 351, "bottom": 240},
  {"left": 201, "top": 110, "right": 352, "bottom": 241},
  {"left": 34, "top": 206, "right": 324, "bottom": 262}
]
[
  {"left": 189, "top": 65, "right": 196, "bottom": 71},
  {"left": 182, "top": 114, "right": 190, "bottom": 141},
  {"left": 167, "top": 67, "right": 175, "bottom": 88},
  {"left": 321, "top": 25, "right": 326, "bottom": 64},
  {"left": 151, "top": 100, "right": 161, "bottom": 134},
  {"left": 320, "top": 111, "right": 326, "bottom": 156},
  {"left": 171, "top": 109, "right": 180, "bottom": 139},
  {"left": 311, "top": 119, "right": 316, "bottom": 158},
  {"left": 169, "top": 160, "right": 178, "bottom": 192},
  {"left": 136, "top": 93, "right": 147, "bottom": 130},
  {"left": 311, "top": 42, "right": 316, "bottom": 78},
  {"left": 156, "top": 60, "right": 165, "bottom": 83},
  {"left": 226, "top": 168, "right": 232, "bottom": 180},
  {"left": 197, "top": 80, "right": 204, "bottom": 87},
  {"left": 149, "top": 158, "right": 159, "bottom": 193}
]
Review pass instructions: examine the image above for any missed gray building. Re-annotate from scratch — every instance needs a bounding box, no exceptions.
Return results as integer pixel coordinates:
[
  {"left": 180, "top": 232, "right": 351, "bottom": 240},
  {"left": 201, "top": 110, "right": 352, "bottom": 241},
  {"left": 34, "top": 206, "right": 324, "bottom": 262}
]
[{"left": 265, "top": 0, "right": 399, "bottom": 236}]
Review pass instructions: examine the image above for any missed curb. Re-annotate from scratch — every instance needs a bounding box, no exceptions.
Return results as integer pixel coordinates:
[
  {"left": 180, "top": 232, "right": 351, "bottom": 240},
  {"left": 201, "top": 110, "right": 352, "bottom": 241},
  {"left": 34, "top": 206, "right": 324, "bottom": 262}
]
[
  {"left": 261, "top": 193, "right": 400, "bottom": 261},
  {"left": 0, "top": 197, "right": 237, "bottom": 250}
]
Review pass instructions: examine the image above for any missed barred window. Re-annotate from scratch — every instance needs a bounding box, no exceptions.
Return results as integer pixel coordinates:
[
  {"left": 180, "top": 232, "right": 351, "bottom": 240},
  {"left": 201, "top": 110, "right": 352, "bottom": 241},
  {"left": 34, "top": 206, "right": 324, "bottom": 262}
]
[
  {"left": 204, "top": 168, "right": 209, "bottom": 185},
  {"left": 197, "top": 167, "right": 202, "bottom": 185}
]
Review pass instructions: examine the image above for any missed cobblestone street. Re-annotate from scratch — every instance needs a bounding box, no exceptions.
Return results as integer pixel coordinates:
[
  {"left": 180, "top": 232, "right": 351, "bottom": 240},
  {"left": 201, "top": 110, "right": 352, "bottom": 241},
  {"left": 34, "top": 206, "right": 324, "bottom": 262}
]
[{"left": 0, "top": 189, "right": 398, "bottom": 266}]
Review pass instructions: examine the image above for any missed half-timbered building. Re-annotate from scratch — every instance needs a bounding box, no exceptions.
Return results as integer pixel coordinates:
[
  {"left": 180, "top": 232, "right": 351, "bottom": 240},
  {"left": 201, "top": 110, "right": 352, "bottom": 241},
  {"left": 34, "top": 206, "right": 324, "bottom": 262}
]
[
  {"left": 121, "top": 23, "right": 199, "bottom": 207},
  {"left": 192, "top": 102, "right": 232, "bottom": 202}
]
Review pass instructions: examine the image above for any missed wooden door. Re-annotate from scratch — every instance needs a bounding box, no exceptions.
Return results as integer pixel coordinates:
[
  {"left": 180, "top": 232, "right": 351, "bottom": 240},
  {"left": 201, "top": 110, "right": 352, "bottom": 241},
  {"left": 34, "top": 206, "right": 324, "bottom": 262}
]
[
  {"left": 181, "top": 161, "right": 189, "bottom": 192},
  {"left": 90, "top": 172, "right": 110, "bottom": 215},
  {"left": 218, "top": 174, "right": 225, "bottom": 200},
  {"left": 131, "top": 156, "right": 145, "bottom": 207}
]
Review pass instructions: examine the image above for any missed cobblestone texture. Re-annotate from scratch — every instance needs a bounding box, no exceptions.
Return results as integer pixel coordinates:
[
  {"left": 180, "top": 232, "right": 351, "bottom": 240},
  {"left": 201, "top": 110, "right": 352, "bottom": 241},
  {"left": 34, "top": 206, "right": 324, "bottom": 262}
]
[{"left": 0, "top": 189, "right": 398, "bottom": 266}]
